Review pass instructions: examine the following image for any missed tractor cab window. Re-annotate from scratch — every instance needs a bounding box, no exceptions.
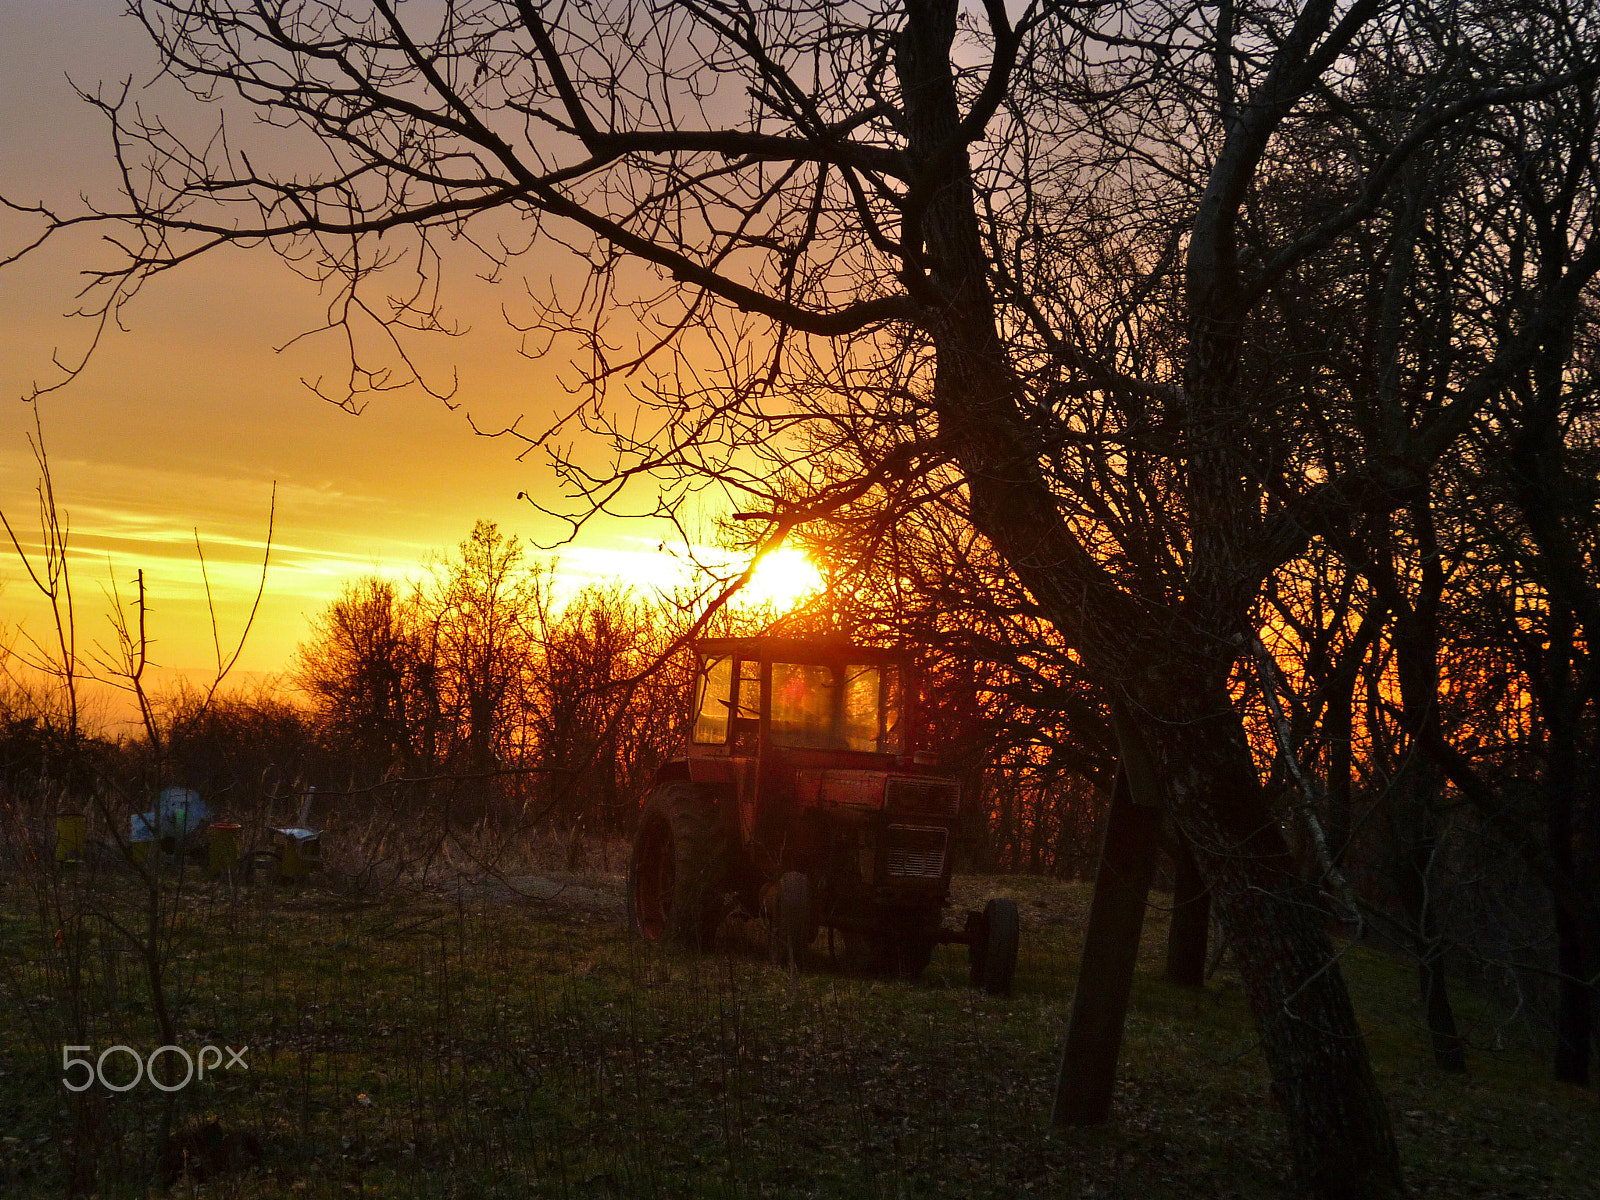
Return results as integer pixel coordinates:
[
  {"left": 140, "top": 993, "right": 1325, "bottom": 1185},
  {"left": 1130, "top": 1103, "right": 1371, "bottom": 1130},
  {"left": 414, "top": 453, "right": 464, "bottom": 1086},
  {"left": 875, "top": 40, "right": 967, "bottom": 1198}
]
[
  {"left": 853, "top": 664, "right": 905, "bottom": 753},
  {"left": 692, "top": 655, "right": 733, "bottom": 744},
  {"left": 883, "top": 666, "right": 905, "bottom": 753},
  {"left": 771, "top": 663, "right": 837, "bottom": 748},
  {"left": 771, "top": 661, "right": 905, "bottom": 753},
  {"left": 841, "top": 665, "right": 879, "bottom": 751},
  {"left": 844, "top": 664, "right": 906, "bottom": 753}
]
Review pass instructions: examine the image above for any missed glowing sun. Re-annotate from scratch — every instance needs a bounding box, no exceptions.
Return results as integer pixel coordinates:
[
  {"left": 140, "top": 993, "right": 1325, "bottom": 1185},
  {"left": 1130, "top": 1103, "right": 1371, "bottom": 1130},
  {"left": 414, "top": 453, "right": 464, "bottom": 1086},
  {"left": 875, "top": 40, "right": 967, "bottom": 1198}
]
[{"left": 740, "top": 547, "right": 824, "bottom": 610}]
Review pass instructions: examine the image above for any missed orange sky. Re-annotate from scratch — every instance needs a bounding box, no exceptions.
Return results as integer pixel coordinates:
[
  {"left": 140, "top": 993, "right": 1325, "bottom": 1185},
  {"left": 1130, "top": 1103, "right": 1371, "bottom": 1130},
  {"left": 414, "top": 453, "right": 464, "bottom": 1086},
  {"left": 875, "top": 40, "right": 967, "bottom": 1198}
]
[{"left": 0, "top": 3, "right": 756, "bottom": 722}]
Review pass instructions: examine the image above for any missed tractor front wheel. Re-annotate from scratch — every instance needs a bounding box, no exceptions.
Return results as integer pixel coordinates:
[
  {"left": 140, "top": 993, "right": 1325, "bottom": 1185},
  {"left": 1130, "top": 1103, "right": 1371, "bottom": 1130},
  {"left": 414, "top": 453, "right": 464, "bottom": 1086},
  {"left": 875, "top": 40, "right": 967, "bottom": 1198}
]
[
  {"left": 968, "top": 898, "right": 1020, "bottom": 996},
  {"left": 627, "top": 783, "right": 727, "bottom": 951}
]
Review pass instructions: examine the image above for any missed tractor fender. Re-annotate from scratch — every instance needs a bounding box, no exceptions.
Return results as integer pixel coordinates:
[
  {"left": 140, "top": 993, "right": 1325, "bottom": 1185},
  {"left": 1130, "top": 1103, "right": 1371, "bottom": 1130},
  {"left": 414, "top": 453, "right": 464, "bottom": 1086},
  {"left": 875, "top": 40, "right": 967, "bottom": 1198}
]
[
  {"left": 650, "top": 758, "right": 691, "bottom": 788},
  {"left": 650, "top": 759, "right": 736, "bottom": 807},
  {"left": 686, "top": 757, "right": 738, "bottom": 787}
]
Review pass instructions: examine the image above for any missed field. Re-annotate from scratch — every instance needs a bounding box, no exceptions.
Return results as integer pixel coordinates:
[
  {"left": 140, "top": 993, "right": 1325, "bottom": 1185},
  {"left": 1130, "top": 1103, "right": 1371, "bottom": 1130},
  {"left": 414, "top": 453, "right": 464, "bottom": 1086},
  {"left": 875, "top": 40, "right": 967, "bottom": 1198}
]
[{"left": 1, "top": 862, "right": 1595, "bottom": 1198}]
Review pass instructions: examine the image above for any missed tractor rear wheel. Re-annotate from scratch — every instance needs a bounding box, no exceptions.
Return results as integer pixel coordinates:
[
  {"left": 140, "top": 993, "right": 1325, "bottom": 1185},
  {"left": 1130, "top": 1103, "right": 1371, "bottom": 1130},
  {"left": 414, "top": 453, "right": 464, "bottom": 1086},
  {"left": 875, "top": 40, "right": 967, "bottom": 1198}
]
[{"left": 627, "top": 783, "right": 728, "bottom": 951}]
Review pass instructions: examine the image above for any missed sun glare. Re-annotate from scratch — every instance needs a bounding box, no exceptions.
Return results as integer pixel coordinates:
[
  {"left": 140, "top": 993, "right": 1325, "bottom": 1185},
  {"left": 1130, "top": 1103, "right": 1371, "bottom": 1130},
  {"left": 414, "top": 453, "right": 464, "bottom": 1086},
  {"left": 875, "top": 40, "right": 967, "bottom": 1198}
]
[{"left": 740, "top": 547, "right": 824, "bottom": 611}]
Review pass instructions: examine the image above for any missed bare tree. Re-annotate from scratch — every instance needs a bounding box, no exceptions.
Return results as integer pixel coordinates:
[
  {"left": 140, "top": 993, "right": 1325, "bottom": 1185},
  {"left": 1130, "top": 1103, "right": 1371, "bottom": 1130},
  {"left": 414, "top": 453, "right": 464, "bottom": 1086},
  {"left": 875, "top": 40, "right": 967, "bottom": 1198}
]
[
  {"left": 296, "top": 522, "right": 545, "bottom": 792},
  {"left": 296, "top": 575, "right": 439, "bottom": 772},
  {"left": 10, "top": 1, "right": 1600, "bottom": 1192},
  {"left": 426, "top": 520, "right": 542, "bottom": 777},
  {"left": 525, "top": 581, "right": 694, "bottom": 838}
]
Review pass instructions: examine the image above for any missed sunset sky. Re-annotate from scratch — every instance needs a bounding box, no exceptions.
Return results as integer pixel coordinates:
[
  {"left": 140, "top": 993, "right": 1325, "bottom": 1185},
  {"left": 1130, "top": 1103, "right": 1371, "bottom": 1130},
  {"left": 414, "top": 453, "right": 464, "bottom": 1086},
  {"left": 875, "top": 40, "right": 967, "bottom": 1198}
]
[{"left": 0, "top": 2, "right": 773, "bottom": 723}]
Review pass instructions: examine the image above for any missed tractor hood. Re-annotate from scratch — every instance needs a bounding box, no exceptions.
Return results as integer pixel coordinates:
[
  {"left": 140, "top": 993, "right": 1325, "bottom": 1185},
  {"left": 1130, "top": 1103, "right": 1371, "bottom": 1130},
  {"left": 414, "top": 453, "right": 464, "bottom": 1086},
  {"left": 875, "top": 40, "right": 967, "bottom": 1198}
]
[{"left": 796, "top": 769, "right": 961, "bottom": 819}]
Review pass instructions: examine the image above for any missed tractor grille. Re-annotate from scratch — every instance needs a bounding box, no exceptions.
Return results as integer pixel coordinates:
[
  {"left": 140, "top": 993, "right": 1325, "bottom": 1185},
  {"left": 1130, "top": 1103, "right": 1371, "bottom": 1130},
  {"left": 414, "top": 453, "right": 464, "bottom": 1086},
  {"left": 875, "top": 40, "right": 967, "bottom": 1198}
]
[
  {"left": 883, "top": 825, "right": 948, "bottom": 879},
  {"left": 884, "top": 776, "right": 960, "bottom": 818}
]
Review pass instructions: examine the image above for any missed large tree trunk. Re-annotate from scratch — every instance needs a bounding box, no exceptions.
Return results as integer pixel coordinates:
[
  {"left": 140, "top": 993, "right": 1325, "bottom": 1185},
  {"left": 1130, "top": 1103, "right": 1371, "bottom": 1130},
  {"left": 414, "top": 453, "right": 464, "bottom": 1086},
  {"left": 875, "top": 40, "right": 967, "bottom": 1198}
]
[
  {"left": 1166, "top": 27, "right": 1399, "bottom": 1180},
  {"left": 1506, "top": 325, "right": 1598, "bottom": 1087},
  {"left": 1549, "top": 728, "right": 1593, "bottom": 1088},
  {"left": 1390, "top": 816, "right": 1467, "bottom": 1073},
  {"left": 1053, "top": 768, "right": 1163, "bottom": 1126},
  {"left": 1152, "top": 683, "right": 1403, "bottom": 1199},
  {"left": 1165, "top": 831, "right": 1210, "bottom": 987},
  {"left": 1552, "top": 903, "right": 1593, "bottom": 1087},
  {"left": 1545, "top": 613, "right": 1592, "bottom": 1086},
  {"left": 1386, "top": 499, "right": 1467, "bottom": 1073}
]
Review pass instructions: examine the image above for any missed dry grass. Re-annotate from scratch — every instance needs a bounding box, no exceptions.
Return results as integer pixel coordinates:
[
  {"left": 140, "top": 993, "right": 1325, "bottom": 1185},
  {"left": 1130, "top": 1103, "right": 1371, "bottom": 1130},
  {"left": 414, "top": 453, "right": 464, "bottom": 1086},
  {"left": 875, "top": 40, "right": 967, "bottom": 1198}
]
[{"left": 1, "top": 862, "right": 1595, "bottom": 1198}]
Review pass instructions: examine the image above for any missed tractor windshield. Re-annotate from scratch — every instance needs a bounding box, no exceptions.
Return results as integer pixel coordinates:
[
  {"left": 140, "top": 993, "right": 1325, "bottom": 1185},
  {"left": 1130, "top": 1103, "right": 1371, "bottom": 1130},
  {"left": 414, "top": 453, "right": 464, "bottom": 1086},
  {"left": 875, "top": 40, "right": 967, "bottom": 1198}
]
[
  {"left": 772, "top": 661, "right": 904, "bottom": 753},
  {"left": 691, "top": 651, "right": 906, "bottom": 752}
]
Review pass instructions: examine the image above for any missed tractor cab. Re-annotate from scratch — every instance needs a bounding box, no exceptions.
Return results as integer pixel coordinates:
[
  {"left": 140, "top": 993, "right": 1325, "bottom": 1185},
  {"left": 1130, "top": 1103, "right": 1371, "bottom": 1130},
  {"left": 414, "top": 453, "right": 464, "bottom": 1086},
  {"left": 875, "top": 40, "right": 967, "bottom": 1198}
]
[{"left": 684, "top": 638, "right": 919, "bottom": 856}]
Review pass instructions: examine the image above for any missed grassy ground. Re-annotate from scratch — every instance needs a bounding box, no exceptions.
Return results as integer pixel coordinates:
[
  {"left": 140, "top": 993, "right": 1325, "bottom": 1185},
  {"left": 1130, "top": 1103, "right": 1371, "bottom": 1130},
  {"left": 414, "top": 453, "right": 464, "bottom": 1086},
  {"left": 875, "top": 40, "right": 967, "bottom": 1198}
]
[{"left": 1, "top": 864, "right": 1594, "bottom": 1198}]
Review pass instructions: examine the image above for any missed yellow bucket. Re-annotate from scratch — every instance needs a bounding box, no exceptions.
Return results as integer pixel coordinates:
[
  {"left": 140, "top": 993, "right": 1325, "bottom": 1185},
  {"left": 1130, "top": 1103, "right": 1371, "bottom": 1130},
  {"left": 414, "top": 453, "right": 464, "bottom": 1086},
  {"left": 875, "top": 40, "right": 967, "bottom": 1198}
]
[
  {"left": 130, "top": 841, "right": 152, "bottom": 865},
  {"left": 55, "top": 814, "right": 86, "bottom": 864},
  {"left": 275, "top": 830, "right": 322, "bottom": 879},
  {"left": 209, "top": 823, "right": 242, "bottom": 877}
]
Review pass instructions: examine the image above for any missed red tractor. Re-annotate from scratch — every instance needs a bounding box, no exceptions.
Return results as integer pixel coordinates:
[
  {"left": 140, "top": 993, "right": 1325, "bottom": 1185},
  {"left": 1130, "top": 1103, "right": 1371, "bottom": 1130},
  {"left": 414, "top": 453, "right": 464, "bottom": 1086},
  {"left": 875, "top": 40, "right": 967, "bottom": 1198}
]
[{"left": 627, "top": 636, "right": 1019, "bottom": 994}]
